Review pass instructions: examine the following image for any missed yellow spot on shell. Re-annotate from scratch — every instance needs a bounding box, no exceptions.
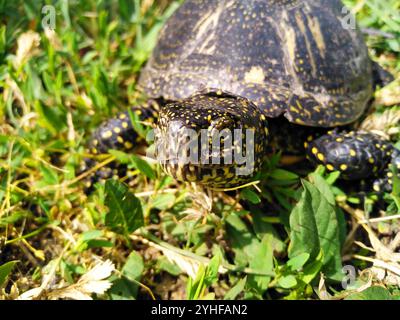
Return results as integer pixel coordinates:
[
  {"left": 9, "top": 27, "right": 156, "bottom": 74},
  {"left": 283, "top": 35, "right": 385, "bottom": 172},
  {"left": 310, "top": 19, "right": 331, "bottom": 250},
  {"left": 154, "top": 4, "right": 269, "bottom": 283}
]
[
  {"left": 373, "top": 184, "right": 381, "bottom": 192},
  {"left": 122, "top": 122, "right": 129, "bottom": 129},
  {"left": 312, "top": 147, "right": 318, "bottom": 155},
  {"left": 114, "top": 127, "right": 121, "bottom": 134},
  {"left": 317, "top": 153, "right": 325, "bottom": 161},
  {"left": 340, "top": 164, "right": 348, "bottom": 171},
  {"left": 124, "top": 141, "right": 133, "bottom": 149},
  {"left": 102, "top": 131, "right": 113, "bottom": 139},
  {"left": 350, "top": 149, "right": 356, "bottom": 157},
  {"left": 326, "top": 164, "right": 334, "bottom": 171},
  {"left": 244, "top": 66, "right": 265, "bottom": 85}
]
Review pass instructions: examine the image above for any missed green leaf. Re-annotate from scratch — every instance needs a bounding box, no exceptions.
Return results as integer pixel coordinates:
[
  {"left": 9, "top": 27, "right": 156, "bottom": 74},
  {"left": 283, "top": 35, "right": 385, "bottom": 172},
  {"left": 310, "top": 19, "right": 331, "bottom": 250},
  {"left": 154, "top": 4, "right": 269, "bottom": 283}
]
[
  {"left": 345, "top": 286, "right": 394, "bottom": 300},
  {"left": 0, "top": 261, "right": 18, "bottom": 287},
  {"left": 247, "top": 234, "right": 274, "bottom": 295},
  {"left": 39, "top": 163, "right": 59, "bottom": 185},
  {"left": 309, "top": 172, "right": 335, "bottom": 205},
  {"left": 300, "top": 250, "right": 324, "bottom": 284},
  {"left": 204, "top": 252, "right": 221, "bottom": 287},
  {"left": 287, "top": 253, "right": 310, "bottom": 271},
  {"left": 278, "top": 275, "right": 298, "bottom": 289},
  {"left": 252, "top": 211, "right": 286, "bottom": 254},
  {"left": 121, "top": 251, "right": 144, "bottom": 282},
  {"left": 130, "top": 154, "right": 156, "bottom": 180},
  {"left": 109, "top": 251, "right": 144, "bottom": 300},
  {"left": 270, "top": 168, "right": 299, "bottom": 181},
  {"left": 289, "top": 180, "right": 343, "bottom": 280},
  {"left": 288, "top": 181, "right": 320, "bottom": 261},
  {"left": 226, "top": 214, "right": 264, "bottom": 268},
  {"left": 240, "top": 188, "right": 261, "bottom": 204},
  {"left": 151, "top": 193, "right": 175, "bottom": 210},
  {"left": 224, "top": 277, "right": 247, "bottom": 300},
  {"left": 156, "top": 256, "right": 182, "bottom": 276},
  {"left": 105, "top": 180, "right": 144, "bottom": 235}
]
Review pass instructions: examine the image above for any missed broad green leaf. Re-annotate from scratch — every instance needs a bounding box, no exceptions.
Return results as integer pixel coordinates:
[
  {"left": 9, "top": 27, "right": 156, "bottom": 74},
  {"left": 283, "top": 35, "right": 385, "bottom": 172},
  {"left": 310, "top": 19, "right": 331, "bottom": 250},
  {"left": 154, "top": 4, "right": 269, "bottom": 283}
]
[
  {"left": 345, "top": 286, "right": 394, "bottom": 300},
  {"left": 278, "top": 275, "right": 298, "bottom": 289},
  {"left": 247, "top": 234, "right": 274, "bottom": 294},
  {"left": 130, "top": 154, "right": 156, "bottom": 180},
  {"left": 270, "top": 169, "right": 299, "bottom": 181},
  {"left": 224, "top": 277, "right": 247, "bottom": 300},
  {"left": 300, "top": 250, "right": 324, "bottom": 284},
  {"left": 0, "top": 261, "right": 18, "bottom": 287},
  {"left": 156, "top": 256, "right": 182, "bottom": 276},
  {"left": 109, "top": 251, "right": 144, "bottom": 300},
  {"left": 288, "top": 181, "right": 320, "bottom": 261},
  {"left": 121, "top": 251, "right": 144, "bottom": 282},
  {"left": 39, "top": 163, "right": 59, "bottom": 185},
  {"left": 105, "top": 180, "right": 144, "bottom": 235},
  {"left": 309, "top": 173, "right": 335, "bottom": 205},
  {"left": 287, "top": 253, "right": 310, "bottom": 271},
  {"left": 252, "top": 211, "right": 286, "bottom": 255},
  {"left": 289, "top": 180, "right": 343, "bottom": 280},
  {"left": 151, "top": 193, "right": 176, "bottom": 210},
  {"left": 226, "top": 214, "right": 264, "bottom": 268},
  {"left": 240, "top": 188, "right": 261, "bottom": 204},
  {"left": 204, "top": 252, "right": 221, "bottom": 287}
]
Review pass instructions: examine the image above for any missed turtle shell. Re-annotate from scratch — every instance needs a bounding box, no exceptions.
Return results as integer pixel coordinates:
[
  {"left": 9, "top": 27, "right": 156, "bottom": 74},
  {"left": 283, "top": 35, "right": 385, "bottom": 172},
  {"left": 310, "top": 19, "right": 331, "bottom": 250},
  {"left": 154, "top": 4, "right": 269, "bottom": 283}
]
[{"left": 138, "top": 0, "right": 374, "bottom": 127}]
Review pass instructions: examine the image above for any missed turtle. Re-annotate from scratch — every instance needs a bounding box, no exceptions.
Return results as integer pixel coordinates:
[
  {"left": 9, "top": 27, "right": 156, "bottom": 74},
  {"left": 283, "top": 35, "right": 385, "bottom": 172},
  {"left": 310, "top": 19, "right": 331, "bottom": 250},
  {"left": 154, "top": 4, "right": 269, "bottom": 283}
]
[{"left": 86, "top": 0, "right": 398, "bottom": 192}]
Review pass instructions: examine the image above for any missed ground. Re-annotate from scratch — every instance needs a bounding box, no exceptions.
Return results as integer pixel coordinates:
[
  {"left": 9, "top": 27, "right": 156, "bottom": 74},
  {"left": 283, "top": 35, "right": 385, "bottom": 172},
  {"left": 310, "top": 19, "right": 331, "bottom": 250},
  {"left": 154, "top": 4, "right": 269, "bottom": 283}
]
[{"left": 0, "top": 0, "right": 400, "bottom": 300}]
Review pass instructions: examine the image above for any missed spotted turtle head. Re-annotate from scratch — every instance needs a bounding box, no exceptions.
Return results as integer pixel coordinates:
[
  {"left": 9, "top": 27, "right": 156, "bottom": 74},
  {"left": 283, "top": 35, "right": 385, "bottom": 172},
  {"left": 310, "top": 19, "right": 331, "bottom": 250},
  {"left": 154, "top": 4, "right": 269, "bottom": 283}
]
[{"left": 155, "top": 93, "right": 269, "bottom": 188}]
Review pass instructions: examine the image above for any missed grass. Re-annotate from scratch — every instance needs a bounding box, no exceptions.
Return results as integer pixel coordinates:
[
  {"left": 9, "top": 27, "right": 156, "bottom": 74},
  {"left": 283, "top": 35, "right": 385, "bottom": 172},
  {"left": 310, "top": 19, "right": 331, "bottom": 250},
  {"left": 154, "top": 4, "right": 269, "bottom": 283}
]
[{"left": 0, "top": 0, "right": 400, "bottom": 300}]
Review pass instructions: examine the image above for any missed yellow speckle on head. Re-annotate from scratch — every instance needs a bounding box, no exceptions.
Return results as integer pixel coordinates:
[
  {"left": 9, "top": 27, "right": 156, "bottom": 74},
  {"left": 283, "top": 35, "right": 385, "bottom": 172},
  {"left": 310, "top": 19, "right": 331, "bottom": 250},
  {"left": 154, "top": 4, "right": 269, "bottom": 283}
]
[
  {"left": 336, "top": 138, "right": 343, "bottom": 142},
  {"left": 373, "top": 184, "right": 381, "bottom": 192},
  {"left": 93, "top": 139, "right": 98, "bottom": 146},
  {"left": 304, "top": 142, "right": 309, "bottom": 148},
  {"left": 122, "top": 122, "right": 129, "bottom": 129},
  {"left": 387, "top": 172, "right": 393, "bottom": 178},
  {"left": 340, "top": 164, "right": 348, "bottom": 171},
  {"left": 119, "top": 113, "right": 127, "bottom": 119},
  {"left": 117, "top": 136, "right": 124, "bottom": 143},
  {"left": 350, "top": 149, "right": 356, "bottom": 157},
  {"left": 114, "top": 127, "right": 121, "bottom": 134},
  {"left": 91, "top": 148, "right": 98, "bottom": 154},
  {"left": 326, "top": 164, "right": 334, "bottom": 171},
  {"left": 307, "top": 136, "right": 313, "bottom": 142},
  {"left": 102, "top": 130, "right": 113, "bottom": 139},
  {"left": 317, "top": 153, "right": 325, "bottom": 161}
]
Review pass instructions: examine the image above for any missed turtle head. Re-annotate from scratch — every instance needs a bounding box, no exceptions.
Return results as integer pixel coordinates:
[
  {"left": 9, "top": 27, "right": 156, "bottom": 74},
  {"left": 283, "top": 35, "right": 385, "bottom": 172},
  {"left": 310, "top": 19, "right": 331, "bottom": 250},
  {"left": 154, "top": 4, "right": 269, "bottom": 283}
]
[{"left": 155, "top": 93, "right": 269, "bottom": 188}]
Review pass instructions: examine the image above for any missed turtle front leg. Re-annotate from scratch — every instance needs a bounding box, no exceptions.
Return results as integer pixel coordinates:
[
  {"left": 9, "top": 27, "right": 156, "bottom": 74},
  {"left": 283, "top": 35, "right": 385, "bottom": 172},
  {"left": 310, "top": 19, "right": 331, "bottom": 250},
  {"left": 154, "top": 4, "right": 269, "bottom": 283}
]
[
  {"left": 82, "top": 102, "right": 159, "bottom": 190},
  {"left": 306, "top": 130, "right": 400, "bottom": 192}
]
